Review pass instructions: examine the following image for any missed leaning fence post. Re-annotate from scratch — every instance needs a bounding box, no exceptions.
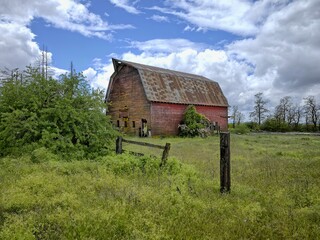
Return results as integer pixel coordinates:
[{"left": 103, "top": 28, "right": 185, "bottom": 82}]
[
  {"left": 160, "top": 143, "right": 171, "bottom": 167},
  {"left": 220, "top": 132, "right": 230, "bottom": 193},
  {"left": 116, "top": 136, "right": 123, "bottom": 154}
]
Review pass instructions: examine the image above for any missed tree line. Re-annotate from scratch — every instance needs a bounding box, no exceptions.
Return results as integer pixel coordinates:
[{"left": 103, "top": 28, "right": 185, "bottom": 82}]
[{"left": 231, "top": 92, "right": 320, "bottom": 132}]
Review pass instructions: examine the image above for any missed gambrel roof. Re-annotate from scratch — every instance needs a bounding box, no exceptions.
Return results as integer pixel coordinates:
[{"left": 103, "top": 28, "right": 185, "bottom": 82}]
[{"left": 107, "top": 58, "right": 228, "bottom": 107}]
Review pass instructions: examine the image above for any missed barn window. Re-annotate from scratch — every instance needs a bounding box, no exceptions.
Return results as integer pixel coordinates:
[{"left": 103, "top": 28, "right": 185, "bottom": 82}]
[
  {"left": 132, "top": 121, "right": 135, "bottom": 128},
  {"left": 123, "top": 117, "right": 128, "bottom": 128}
]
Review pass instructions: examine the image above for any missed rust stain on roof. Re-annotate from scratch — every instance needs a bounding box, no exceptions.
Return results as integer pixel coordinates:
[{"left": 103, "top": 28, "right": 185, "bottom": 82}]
[{"left": 112, "top": 58, "right": 228, "bottom": 107}]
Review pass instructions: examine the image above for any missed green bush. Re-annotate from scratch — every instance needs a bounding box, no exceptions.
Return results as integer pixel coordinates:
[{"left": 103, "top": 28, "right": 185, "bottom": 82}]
[
  {"left": 0, "top": 68, "right": 117, "bottom": 159},
  {"left": 231, "top": 124, "right": 250, "bottom": 134},
  {"left": 261, "top": 118, "right": 291, "bottom": 132},
  {"left": 245, "top": 121, "right": 260, "bottom": 131},
  {"left": 179, "top": 105, "right": 211, "bottom": 137}
]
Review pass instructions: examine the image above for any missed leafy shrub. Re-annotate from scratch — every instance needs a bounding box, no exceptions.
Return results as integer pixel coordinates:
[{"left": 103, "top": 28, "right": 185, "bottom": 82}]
[
  {"left": 245, "top": 121, "right": 260, "bottom": 131},
  {"left": 261, "top": 118, "right": 290, "bottom": 132},
  {"left": 0, "top": 67, "right": 117, "bottom": 159},
  {"left": 231, "top": 124, "right": 250, "bottom": 134},
  {"left": 179, "top": 105, "right": 211, "bottom": 137}
]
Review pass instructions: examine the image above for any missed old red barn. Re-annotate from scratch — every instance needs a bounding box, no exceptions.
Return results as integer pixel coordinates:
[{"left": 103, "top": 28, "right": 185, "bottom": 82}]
[{"left": 105, "top": 58, "right": 229, "bottom": 136}]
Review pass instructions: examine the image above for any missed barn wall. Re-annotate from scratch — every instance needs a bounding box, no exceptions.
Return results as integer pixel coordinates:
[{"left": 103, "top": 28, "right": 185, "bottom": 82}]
[
  {"left": 151, "top": 103, "right": 228, "bottom": 136},
  {"left": 107, "top": 65, "right": 151, "bottom": 135},
  {"left": 195, "top": 105, "right": 228, "bottom": 131},
  {"left": 150, "top": 103, "right": 184, "bottom": 136}
]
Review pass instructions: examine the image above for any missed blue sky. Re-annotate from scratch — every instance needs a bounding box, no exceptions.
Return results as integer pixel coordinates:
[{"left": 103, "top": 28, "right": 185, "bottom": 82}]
[
  {"left": 1, "top": 0, "right": 320, "bottom": 117},
  {"left": 29, "top": 0, "right": 239, "bottom": 71}
]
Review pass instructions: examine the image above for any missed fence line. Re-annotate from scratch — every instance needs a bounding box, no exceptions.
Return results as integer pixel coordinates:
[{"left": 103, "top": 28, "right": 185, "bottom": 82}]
[
  {"left": 116, "top": 137, "right": 171, "bottom": 167},
  {"left": 122, "top": 138, "right": 166, "bottom": 149}
]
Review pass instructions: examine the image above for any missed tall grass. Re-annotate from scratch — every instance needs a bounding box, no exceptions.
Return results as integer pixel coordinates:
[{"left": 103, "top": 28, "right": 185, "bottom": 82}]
[{"left": 1, "top": 134, "right": 319, "bottom": 239}]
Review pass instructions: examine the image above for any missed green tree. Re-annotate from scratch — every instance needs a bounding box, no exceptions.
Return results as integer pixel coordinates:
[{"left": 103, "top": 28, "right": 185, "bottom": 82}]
[{"left": 0, "top": 67, "right": 117, "bottom": 158}]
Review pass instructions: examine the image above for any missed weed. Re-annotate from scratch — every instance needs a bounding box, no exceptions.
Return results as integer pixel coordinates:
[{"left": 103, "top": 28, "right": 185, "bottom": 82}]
[{"left": 1, "top": 134, "right": 320, "bottom": 239}]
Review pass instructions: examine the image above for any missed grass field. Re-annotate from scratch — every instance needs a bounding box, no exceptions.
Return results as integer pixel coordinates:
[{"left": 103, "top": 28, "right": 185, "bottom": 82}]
[{"left": 1, "top": 133, "right": 320, "bottom": 239}]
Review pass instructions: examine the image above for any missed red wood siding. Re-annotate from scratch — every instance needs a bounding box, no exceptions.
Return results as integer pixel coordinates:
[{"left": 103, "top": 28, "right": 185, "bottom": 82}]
[
  {"left": 151, "top": 103, "right": 184, "bottom": 136},
  {"left": 107, "top": 65, "right": 151, "bottom": 135},
  {"left": 195, "top": 105, "right": 228, "bottom": 131},
  {"left": 151, "top": 103, "right": 228, "bottom": 136}
]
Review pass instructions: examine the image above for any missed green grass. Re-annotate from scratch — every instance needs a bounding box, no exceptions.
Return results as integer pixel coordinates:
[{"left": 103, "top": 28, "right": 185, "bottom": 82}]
[{"left": 1, "top": 134, "right": 320, "bottom": 239}]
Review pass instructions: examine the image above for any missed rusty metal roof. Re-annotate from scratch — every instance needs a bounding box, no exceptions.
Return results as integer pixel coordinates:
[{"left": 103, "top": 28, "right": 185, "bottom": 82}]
[{"left": 112, "top": 58, "right": 228, "bottom": 107}]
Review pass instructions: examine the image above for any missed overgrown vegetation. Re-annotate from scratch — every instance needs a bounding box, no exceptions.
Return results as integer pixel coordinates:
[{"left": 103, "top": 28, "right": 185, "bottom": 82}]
[
  {"left": 1, "top": 134, "right": 319, "bottom": 239},
  {"left": 179, "top": 105, "right": 211, "bottom": 137},
  {"left": 0, "top": 67, "right": 117, "bottom": 159}
]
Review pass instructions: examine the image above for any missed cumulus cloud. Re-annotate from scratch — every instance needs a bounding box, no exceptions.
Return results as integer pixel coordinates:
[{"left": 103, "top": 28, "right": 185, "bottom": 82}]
[
  {"left": 109, "top": 0, "right": 141, "bottom": 14},
  {"left": 50, "top": 66, "right": 69, "bottom": 79},
  {"left": 1, "top": 0, "right": 132, "bottom": 39},
  {"left": 83, "top": 67, "right": 98, "bottom": 83},
  {"left": 82, "top": 59, "right": 114, "bottom": 90},
  {"left": 0, "top": 0, "right": 133, "bottom": 70},
  {"left": 0, "top": 21, "right": 40, "bottom": 69},
  {"left": 228, "top": 0, "right": 320, "bottom": 101}
]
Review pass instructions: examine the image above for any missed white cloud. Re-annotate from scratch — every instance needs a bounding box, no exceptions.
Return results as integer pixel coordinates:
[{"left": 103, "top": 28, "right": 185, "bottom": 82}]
[
  {"left": 183, "top": 25, "right": 195, "bottom": 32},
  {"left": 228, "top": 0, "right": 320, "bottom": 100},
  {"left": 109, "top": 0, "right": 141, "bottom": 14},
  {"left": 50, "top": 66, "right": 69, "bottom": 79},
  {"left": 151, "top": 0, "right": 291, "bottom": 36},
  {"left": 82, "top": 59, "right": 114, "bottom": 90},
  {"left": 183, "top": 25, "right": 206, "bottom": 32},
  {"left": 0, "top": 0, "right": 132, "bottom": 40},
  {"left": 149, "top": 15, "right": 169, "bottom": 22},
  {"left": 0, "top": 0, "right": 133, "bottom": 70},
  {"left": 83, "top": 67, "right": 97, "bottom": 83},
  {"left": 0, "top": 21, "right": 40, "bottom": 69}
]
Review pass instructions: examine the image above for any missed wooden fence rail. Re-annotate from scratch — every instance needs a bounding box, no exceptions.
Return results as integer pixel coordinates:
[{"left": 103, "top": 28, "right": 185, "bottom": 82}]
[{"left": 116, "top": 137, "right": 171, "bottom": 167}]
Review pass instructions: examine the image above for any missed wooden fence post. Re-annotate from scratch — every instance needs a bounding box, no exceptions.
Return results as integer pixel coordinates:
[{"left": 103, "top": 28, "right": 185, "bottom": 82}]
[
  {"left": 160, "top": 143, "right": 171, "bottom": 167},
  {"left": 220, "top": 132, "right": 230, "bottom": 193},
  {"left": 116, "top": 136, "right": 123, "bottom": 154}
]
